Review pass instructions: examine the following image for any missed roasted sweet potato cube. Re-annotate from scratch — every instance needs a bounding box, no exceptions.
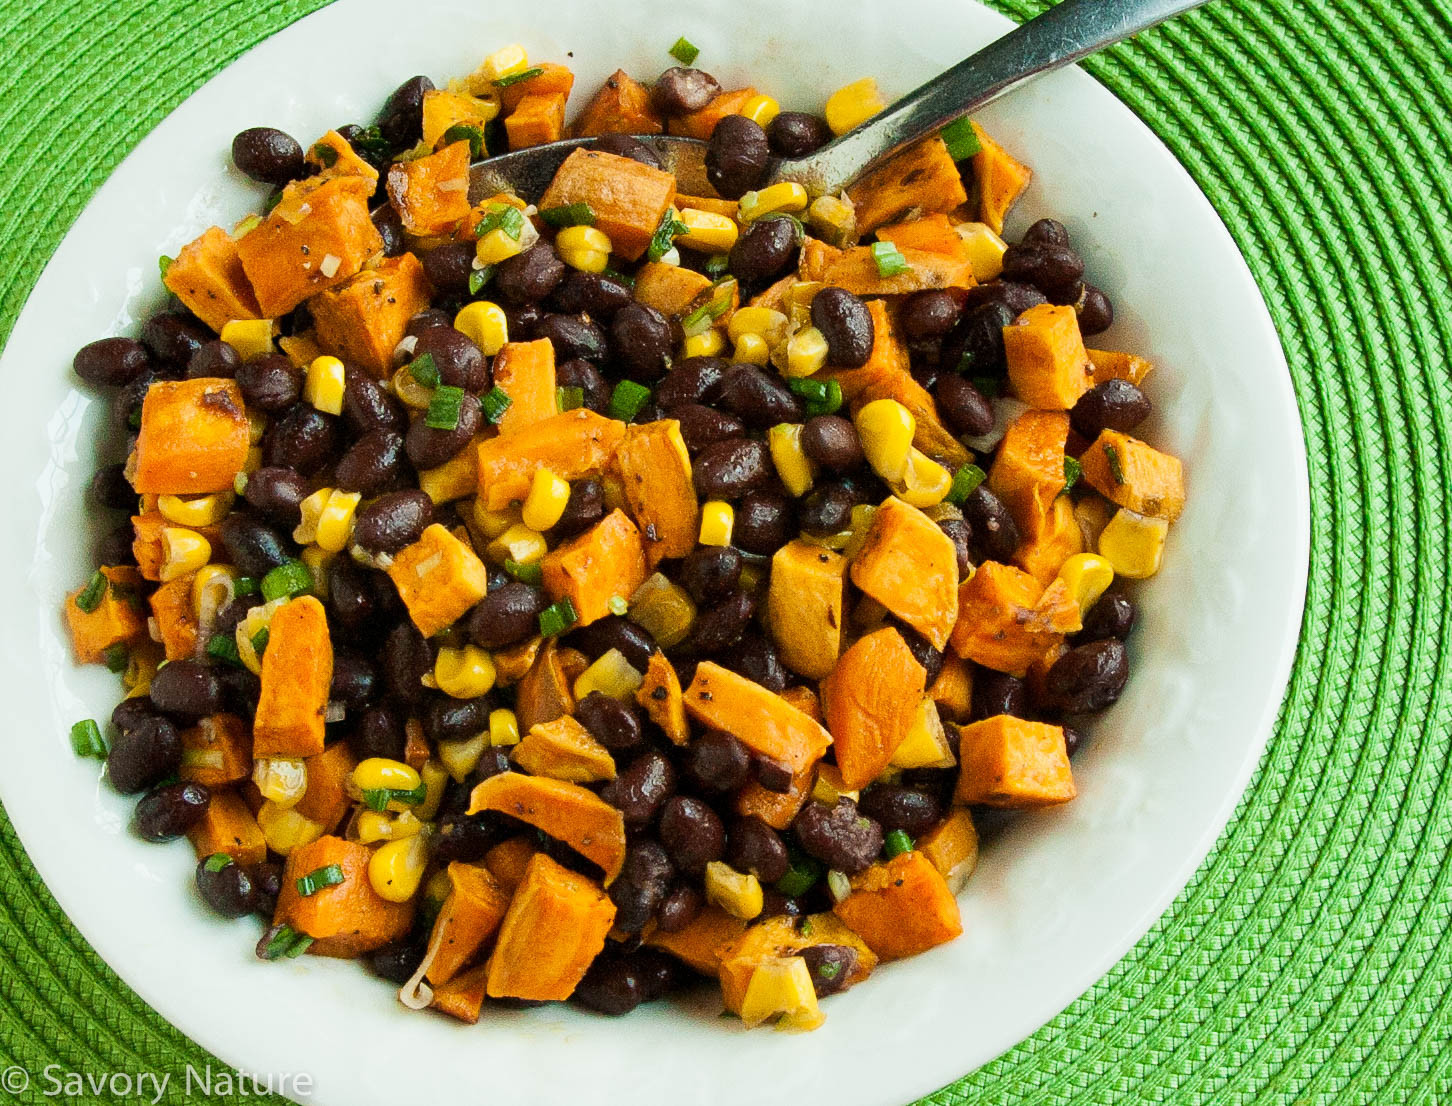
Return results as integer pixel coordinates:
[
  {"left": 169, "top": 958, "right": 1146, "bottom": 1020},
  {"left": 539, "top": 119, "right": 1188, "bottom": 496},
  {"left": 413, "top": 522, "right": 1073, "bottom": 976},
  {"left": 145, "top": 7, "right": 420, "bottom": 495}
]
[
  {"left": 386, "top": 140, "right": 474, "bottom": 237},
  {"left": 540, "top": 509, "right": 648, "bottom": 627},
  {"left": 273, "top": 836, "right": 415, "bottom": 958},
  {"left": 387, "top": 523, "right": 490, "bottom": 637},
  {"left": 822, "top": 627, "right": 929, "bottom": 790},
  {"left": 308, "top": 253, "right": 431, "bottom": 377},
  {"left": 875, "top": 213, "right": 973, "bottom": 260},
  {"left": 734, "top": 759, "right": 815, "bottom": 830},
  {"left": 162, "top": 226, "right": 262, "bottom": 333},
  {"left": 1015, "top": 494, "right": 1084, "bottom": 586},
  {"left": 1003, "top": 303, "right": 1095, "bottom": 410},
  {"left": 632, "top": 261, "right": 713, "bottom": 318},
  {"left": 1079, "top": 429, "right": 1186, "bottom": 522},
  {"left": 500, "top": 62, "right": 576, "bottom": 111},
  {"left": 971, "top": 122, "right": 1032, "bottom": 234},
  {"left": 717, "top": 913, "right": 877, "bottom": 1013},
  {"left": 928, "top": 652, "right": 974, "bottom": 723},
  {"left": 847, "top": 137, "right": 969, "bottom": 235},
  {"left": 832, "top": 851, "right": 962, "bottom": 960},
  {"left": 426, "top": 862, "right": 512, "bottom": 986},
  {"left": 430, "top": 961, "right": 490, "bottom": 1024},
  {"left": 955, "top": 714, "right": 1075, "bottom": 807},
  {"left": 815, "top": 245, "right": 975, "bottom": 296},
  {"left": 570, "top": 69, "right": 663, "bottom": 137},
  {"left": 667, "top": 87, "right": 757, "bottom": 140},
  {"left": 476, "top": 408, "right": 626, "bottom": 509},
  {"left": 538, "top": 148, "right": 676, "bottom": 261},
  {"left": 64, "top": 566, "right": 146, "bottom": 665},
  {"left": 511, "top": 715, "right": 617, "bottom": 783},
  {"left": 485, "top": 853, "right": 616, "bottom": 1000},
  {"left": 292, "top": 739, "right": 356, "bottom": 833},
  {"left": 1087, "top": 348, "right": 1155, "bottom": 387},
  {"left": 514, "top": 639, "right": 576, "bottom": 732},
  {"left": 187, "top": 789, "right": 266, "bottom": 868},
  {"left": 505, "top": 91, "right": 568, "bottom": 149},
  {"left": 988, "top": 409, "right": 1070, "bottom": 534},
  {"left": 949, "top": 561, "right": 1072, "bottom": 674},
  {"left": 132, "top": 378, "right": 250, "bottom": 495},
  {"left": 491, "top": 339, "right": 557, "bottom": 436},
  {"left": 483, "top": 836, "right": 538, "bottom": 890},
  {"left": 686, "top": 661, "right": 833, "bottom": 775},
  {"left": 253, "top": 596, "right": 333, "bottom": 758},
  {"left": 422, "top": 88, "right": 500, "bottom": 150},
  {"left": 916, "top": 809, "right": 980, "bottom": 893},
  {"left": 768, "top": 541, "right": 848, "bottom": 680},
  {"left": 305, "top": 129, "right": 380, "bottom": 185},
  {"left": 179, "top": 713, "right": 251, "bottom": 788},
  {"left": 850, "top": 497, "right": 960, "bottom": 650},
  {"left": 468, "top": 772, "right": 626, "bottom": 883},
  {"left": 616, "top": 420, "right": 698, "bottom": 567},
  {"left": 148, "top": 574, "right": 199, "bottom": 661},
  {"left": 636, "top": 650, "right": 688, "bottom": 745},
  {"left": 644, "top": 905, "right": 749, "bottom": 975}
]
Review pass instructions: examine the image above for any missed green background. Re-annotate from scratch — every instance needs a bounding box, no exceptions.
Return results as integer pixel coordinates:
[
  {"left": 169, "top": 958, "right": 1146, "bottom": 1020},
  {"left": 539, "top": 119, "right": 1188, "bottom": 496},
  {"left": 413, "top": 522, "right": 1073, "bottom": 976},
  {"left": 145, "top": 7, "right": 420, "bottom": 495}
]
[{"left": 2, "top": 0, "right": 1450, "bottom": 1101}]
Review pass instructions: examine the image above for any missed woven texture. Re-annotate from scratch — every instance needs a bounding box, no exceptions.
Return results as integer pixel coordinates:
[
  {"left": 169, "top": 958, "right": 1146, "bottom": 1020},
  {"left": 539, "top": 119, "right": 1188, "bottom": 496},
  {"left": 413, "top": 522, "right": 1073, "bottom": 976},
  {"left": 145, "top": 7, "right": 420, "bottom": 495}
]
[{"left": 2, "top": 0, "right": 1450, "bottom": 1101}]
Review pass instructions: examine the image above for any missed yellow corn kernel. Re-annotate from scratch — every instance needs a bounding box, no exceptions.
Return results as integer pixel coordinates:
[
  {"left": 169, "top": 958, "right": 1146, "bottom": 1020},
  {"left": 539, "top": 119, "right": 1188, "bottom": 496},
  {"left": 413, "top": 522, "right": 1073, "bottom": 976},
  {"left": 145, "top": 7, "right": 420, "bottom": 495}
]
[
  {"left": 573, "top": 647, "right": 644, "bottom": 702},
  {"left": 434, "top": 645, "right": 497, "bottom": 700},
  {"left": 303, "top": 355, "right": 346, "bottom": 415},
  {"left": 478, "top": 43, "right": 529, "bottom": 83},
  {"left": 767, "top": 424, "right": 818, "bottom": 497},
  {"left": 705, "top": 860, "right": 764, "bottom": 921},
  {"left": 368, "top": 834, "right": 429, "bottom": 903},
  {"left": 602, "top": 474, "right": 628, "bottom": 513},
  {"left": 955, "top": 221, "right": 1009, "bottom": 282},
  {"left": 855, "top": 398, "right": 916, "bottom": 483},
  {"left": 352, "top": 758, "right": 422, "bottom": 795},
  {"left": 733, "top": 332, "right": 771, "bottom": 365},
  {"left": 256, "top": 800, "right": 324, "bottom": 856},
  {"left": 825, "top": 77, "right": 886, "bottom": 135},
  {"left": 354, "top": 809, "right": 426, "bottom": 845},
  {"left": 243, "top": 444, "right": 264, "bottom": 475},
  {"left": 841, "top": 503, "right": 880, "bottom": 561},
  {"left": 470, "top": 500, "right": 522, "bottom": 541},
  {"left": 489, "top": 708, "right": 521, "bottom": 747},
  {"left": 893, "top": 448, "right": 952, "bottom": 508},
  {"left": 784, "top": 326, "right": 829, "bottom": 379},
  {"left": 676, "top": 208, "right": 739, "bottom": 252},
  {"left": 416, "top": 758, "right": 449, "bottom": 820},
  {"left": 314, "top": 489, "right": 361, "bottom": 553},
  {"left": 234, "top": 595, "right": 287, "bottom": 676},
  {"left": 219, "top": 318, "right": 275, "bottom": 362},
  {"left": 740, "top": 956, "right": 822, "bottom": 1030},
  {"left": 438, "top": 732, "right": 490, "bottom": 783},
  {"left": 1073, "top": 495, "right": 1115, "bottom": 550},
  {"left": 699, "top": 500, "right": 735, "bottom": 547},
  {"left": 487, "top": 521, "right": 547, "bottom": 565},
  {"left": 453, "top": 300, "right": 509, "bottom": 356},
  {"left": 159, "top": 527, "right": 211, "bottom": 582},
  {"left": 627, "top": 573, "right": 697, "bottom": 649},
  {"left": 123, "top": 644, "right": 162, "bottom": 698},
  {"left": 190, "top": 564, "right": 238, "bottom": 624},
  {"left": 158, "top": 491, "right": 233, "bottom": 527},
  {"left": 253, "top": 756, "right": 308, "bottom": 808},
  {"left": 1098, "top": 508, "right": 1168, "bottom": 579},
  {"left": 521, "top": 466, "right": 571, "bottom": 531},
  {"left": 738, "top": 562, "right": 765, "bottom": 593},
  {"left": 806, "top": 194, "right": 857, "bottom": 246},
  {"left": 740, "top": 93, "right": 781, "bottom": 128},
  {"left": 811, "top": 764, "right": 859, "bottom": 805},
  {"left": 391, "top": 363, "right": 435, "bottom": 409},
  {"left": 556, "top": 225, "right": 613, "bottom": 273},
  {"left": 682, "top": 327, "right": 726, "bottom": 359},
  {"left": 300, "top": 545, "right": 336, "bottom": 600},
  {"left": 1057, "top": 552, "right": 1115, "bottom": 615},
  {"left": 727, "top": 306, "right": 790, "bottom": 345},
  {"left": 292, "top": 487, "right": 331, "bottom": 546},
  {"left": 738, "top": 182, "right": 810, "bottom": 223},
  {"left": 247, "top": 408, "right": 268, "bottom": 444},
  {"left": 891, "top": 695, "right": 958, "bottom": 770},
  {"left": 476, "top": 227, "right": 527, "bottom": 266}
]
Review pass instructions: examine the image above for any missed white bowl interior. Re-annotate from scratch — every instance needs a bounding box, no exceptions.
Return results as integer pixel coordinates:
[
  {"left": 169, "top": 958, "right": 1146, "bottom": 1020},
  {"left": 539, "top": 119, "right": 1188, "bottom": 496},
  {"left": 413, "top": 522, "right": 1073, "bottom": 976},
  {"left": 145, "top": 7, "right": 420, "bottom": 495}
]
[{"left": 0, "top": 1, "right": 1308, "bottom": 1104}]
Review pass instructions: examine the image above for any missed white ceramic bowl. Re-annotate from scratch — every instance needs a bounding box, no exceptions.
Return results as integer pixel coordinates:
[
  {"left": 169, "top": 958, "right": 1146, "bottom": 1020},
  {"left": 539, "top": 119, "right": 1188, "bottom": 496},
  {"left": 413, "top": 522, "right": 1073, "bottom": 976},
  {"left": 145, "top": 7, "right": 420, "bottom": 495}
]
[{"left": 0, "top": 0, "right": 1308, "bottom": 1103}]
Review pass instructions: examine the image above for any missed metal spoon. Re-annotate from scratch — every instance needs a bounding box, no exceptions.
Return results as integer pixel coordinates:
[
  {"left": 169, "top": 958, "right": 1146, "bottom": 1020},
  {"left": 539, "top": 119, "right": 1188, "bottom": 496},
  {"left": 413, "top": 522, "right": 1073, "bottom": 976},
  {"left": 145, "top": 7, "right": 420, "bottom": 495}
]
[{"left": 469, "top": 0, "right": 1208, "bottom": 205}]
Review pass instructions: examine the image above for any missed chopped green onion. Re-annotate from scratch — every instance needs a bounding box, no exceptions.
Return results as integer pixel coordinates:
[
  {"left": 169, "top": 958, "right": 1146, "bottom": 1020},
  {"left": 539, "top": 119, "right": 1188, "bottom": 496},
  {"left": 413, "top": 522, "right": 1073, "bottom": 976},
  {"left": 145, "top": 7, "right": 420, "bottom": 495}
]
[
  {"left": 646, "top": 209, "right": 689, "bottom": 262},
  {"left": 826, "top": 869, "right": 852, "bottom": 903},
  {"left": 814, "top": 959, "right": 843, "bottom": 982},
  {"left": 250, "top": 627, "right": 270, "bottom": 657},
  {"left": 776, "top": 849, "right": 823, "bottom": 897},
  {"left": 233, "top": 576, "right": 259, "bottom": 597},
  {"left": 945, "top": 463, "right": 988, "bottom": 506},
  {"left": 295, "top": 863, "right": 346, "bottom": 898},
  {"left": 1104, "top": 442, "right": 1126, "bottom": 485},
  {"left": 468, "top": 265, "right": 495, "bottom": 296},
  {"left": 538, "top": 597, "right": 578, "bottom": 638},
  {"left": 263, "top": 189, "right": 283, "bottom": 214},
  {"left": 408, "top": 352, "right": 441, "bottom": 389},
  {"left": 870, "top": 240, "right": 910, "bottom": 278},
  {"left": 680, "top": 280, "right": 736, "bottom": 334},
  {"left": 608, "top": 595, "right": 629, "bottom": 617},
  {"left": 481, "top": 386, "right": 514, "bottom": 425},
  {"left": 259, "top": 924, "right": 314, "bottom": 961},
  {"left": 940, "top": 116, "right": 982, "bottom": 161},
  {"left": 556, "top": 385, "right": 585, "bottom": 412},
  {"left": 442, "top": 124, "right": 486, "bottom": 158},
  {"left": 311, "top": 142, "right": 339, "bottom": 168},
  {"left": 74, "top": 570, "right": 107, "bottom": 613},
  {"left": 704, "top": 253, "right": 730, "bottom": 279},
  {"left": 350, "top": 125, "right": 391, "bottom": 157},
  {"left": 607, "top": 380, "right": 653, "bottom": 423},
  {"left": 668, "top": 36, "right": 700, "bottom": 65},
  {"left": 883, "top": 829, "right": 914, "bottom": 859},
  {"left": 1063, "top": 456, "right": 1083, "bottom": 493},
  {"left": 103, "top": 643, "right": 129, "bottom": 673},
  {"left": 158, "top": 255, "right": 174, "bottom": 279},
  {"left": 127, "top": 407, "right": 143, "bottom": 431},
  {"left": 69, "top": 719, "right": 107, "bottom": 759},
  {"left": 206, "top": 634, "right": 242, "bottom": 666},
  {"left": 494, "top": 66, "right": 545, "bottom": 88},
  {"left": 788, "top": 377, "right": 843, "bottom": 418},
  {"left": 504, "top": 559, "right": 543, "bottom": 586},
  {"left": 203, "top": 853, "right": 233, "bottom": 873},
  {"left": 361, "top": 781, "right": 427, "bottom": 813},
  {"left": 261, "top": 560, "right": 313, "bottom": 602},
  {"left": 425, "top": 385, "right": 465, "bottom": 430},
  {"left": 539, "top": 202, "right": 596, "bottom": 228},
  {"left": 601, "top": 267, "right": 636, "bottom": 288},
  {"left": 969, "top": 374, "right": 1002, "bottom": 397},
  {"left": 475, "top": 204, "right": 525, "bottom": 241}
]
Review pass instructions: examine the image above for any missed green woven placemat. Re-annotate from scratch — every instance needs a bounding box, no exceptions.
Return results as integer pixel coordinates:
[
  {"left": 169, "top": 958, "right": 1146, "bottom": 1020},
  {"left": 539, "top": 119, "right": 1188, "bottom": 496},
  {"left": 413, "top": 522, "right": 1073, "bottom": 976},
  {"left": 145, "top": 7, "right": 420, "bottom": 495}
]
[{"left": 2, "top": 1, "right": 1450, "bottom": 1102}]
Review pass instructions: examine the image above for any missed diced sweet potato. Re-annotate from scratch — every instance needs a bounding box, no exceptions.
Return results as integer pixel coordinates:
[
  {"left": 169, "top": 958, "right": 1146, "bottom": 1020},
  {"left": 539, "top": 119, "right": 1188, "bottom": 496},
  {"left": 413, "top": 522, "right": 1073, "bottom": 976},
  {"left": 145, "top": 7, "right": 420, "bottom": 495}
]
[
  {"left": 674, "top": 192, "right": 739, "bottom": 219},
  {"left": 955, "top": 714, "right": 1075, "bottom": 807},
  {"left": 491, "top": 339, "right": 558, "bottom": 436},
  {"left": 832, "top": 851, "right": 962, "bottom": 960},
  {"left": 989, "top": 409, "right": 1070, "bottom": 534},
  {"left": 780, "top": 685, "right": 822, "bottom": 721},
  {"left": 1079, "top": 429, "right": 1186, "bottom": 522},
  {"left": 386, "top": 141, "right": 474, "bottom": 237},
  {"left": 277, "top": 331, "right": 324, "bottom": 369},
  {"left": 484, "top": 836, "right": 538, "bottom": 890},
  {"left": 685, "top": 662, "right": 833, "bottom": 775},
  {"left": 875, "top": 213, "right": 971, "bottom": 259},
  {"left": 186, "top": 788, "right": 266, "bottom": 868},
  {"left": 1087, "top": 348, "right": 1155, "bottom": 386},
  {"left": 179, "top": 713, "right": 251, "bottom": 788},
  {"left": 387, "top": 523, "right": 490, "bottom": 637},
  {"left": 485, "top": 852, "right": 616, "bottom": 1000},
  {"left": 928, "top": 653, "right": 974, "bottom": 723},
  {"left": 426, "top": 862, "right": 511, "bottom": 986},
  {"left": 511, "top": 715, "right": 617, "bottom": 783},
  {"left": 253, "top": 596, "right": 332, "bottom": 759},
  {"left": 293, "top": 739, "right": 356, "bottom": 833},
  {"left": 505, "top": 91, "right": 568, "bottom": 149},
  {"left": 616, "top": 420, "right": 698, "bottom": 567},
  {"left": 540, "top": 509, "right": 648, "bottom": 627},
  {"left": 476, "top": 408, "right": 626, "bottom": 509},
  {"left": 571, "top": 69, "right": 663, "bottom": 137},
  {"left": 1015, "top": 494, "right": 1083, "bottom": 586},
  {"left": 970, "top": 123, "right": 1032, "bottom": 234},
  {"left": 667, "top": 87, "right": 757, "bottom": 139},
  {"left": 717, "top": 913, "right": 877, "bottom": 1012},
  {"left": 847, "top": 137, "right": 969, "bottom": 235},
  {"left": 514, "top": 639, "right": 576, "bottom": 731},
  {"left": 162, "top": 226, "right": 262, "bottom": 333},
  {"left": 849, "top": 496, "right": 959, "bottom": 650},
  {"left": 468, "top": 772, "right": 627, "bottom": 884},
  {"left": 305, "top": 129, "right": 380, "bottom": 185},
  {"left": 633, "top": 261, "right": 713, "bottom": 318},
  {"left": 917, "top": 809, "right": 979, "bottom": 893},
  {"left": 500, "top": 62, "right": 576, "bottom": 112},
  {"left": 1003, "top": 303, "right": 1094, "bottom": 410},
  {"left": 814, "top": 244, "right": 974, "bottom": 296},
  {"left": 430, "top": 961, "right": 490, "bottom": 1024},
  {"left": 64, "top": 566, "right": 146, "bottom": 665},
  {"left": 418, "top": 436, "right": 486, "bottom": 504},
  {"left": 308, "top": 253, "right": 431, "bottom": 377},
  {"left": 768, "top": 541, "right": 847, "bottom": 680},
  {"left": 636, "top": 650, "right": 688, "bottom": 745},
  {"left": 422, "top": 88, "right": 500, "bottom": 150},
  {"left": 822, "top": 627, "right": 928, "bottom": 790},
  {"left": 644, "top": 905, "right": 749, "bottom": 975},
  {"left": 735, "top": 759, "right": 815, "bottom": 830},
  {"left": 236, "top": 175, "right": 383, "bottom": 316},
  {"left": 950, "top": 561, "right": 1073, "bottom": 674},
  {"left": 148, "top": 574, "right": 199, "bottom": 661},
  {"left": 132, "top": 378, "right": 250, "bottom": 494},
  {"left": 273, "top": 836, "right": 414, "bottom": 958},
  {"left": 538, "top": 148, "right": 676, "bottom": 261}
]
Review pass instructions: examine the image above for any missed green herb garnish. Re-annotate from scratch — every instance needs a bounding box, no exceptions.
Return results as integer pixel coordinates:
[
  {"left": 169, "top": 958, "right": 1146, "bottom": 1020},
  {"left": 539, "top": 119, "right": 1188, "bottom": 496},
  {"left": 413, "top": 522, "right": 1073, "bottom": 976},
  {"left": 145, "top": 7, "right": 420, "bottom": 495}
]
[
  {"left": 1063, "top": 456, "right": 1083, "bottom": 493},
  {"left": 669, "top": 36, "right": 700, "bottom": 65},
  {"left": 607, "top": 380, "right": 652, "bottom": 423},
  {"left": 870, "top": 240, "right": 910, "bottom": 278},
  {"left": 883, "top": 829, "right": 914, "bottom": 859},
  {"left": 494, "top": 66, "right": 545, "bottom": 88},
  {"left": 945, "top": 464, "right": 988, "bottom": 506},
  {"left": 311, "top": 142, "right": 339, "bottom": 168},
  {"left": 158, "top": 256, "right": 174, "bottom": 279},
  {"left": 425, "top": 385, "right": 465, "bottom": 431},
  {"left": 538, "top": 597, "right": 578, "bottom": 638},
  {"left": 69, "top": 719, "right": 107, "bottom": 759},
  {"left": 940, "top": 116, "right": 982, "bottom": 161},
  {"left": 646, "top": 209, "right": 689, "bottom": 262},
  {"left": 295, "top": 864, "right": 346, "bottom": 898},
  {"left": 408, "top": 352, "right": 441, "bottom": 389},
  {"left": 556, "top": 385, "right": 585, "bottom": 412},
  {"left": 203, "top": 853, "right": 234, "bottom": 873},
  {"left": 539, "top": 202, "right": 597, "bottom": 228},
  {"left": 259, "top": 924, "right": 314, "bottom": 961},
  {"left": 442, "top": 124, "right": 486, "bottom": 158},
  {"left": 788, "top": 376, "right": 844, "bottom": 417},
  {"left": 1104, "top": 442, "right": 1126, "bottom": 485},
  {"left": 206, "top": 634, "right": 242, "bottom": 666},
  {"left": 260, "top": 560, "right": 313, "bottom": 603},
  {"left": 74, "top": 570, "right": 107, "bottom": 613},
  {"left": 103, "top": 644, "right": 129, "bottom": 673},
  {"left": 504, "top": 559, "right": 543, "bottom": 586},
  {"left": 468, "top": 266, "right": 495, "bottom": 296},
  {"left": 474, "top": 204, "right": 526, "bottom": 241},
  {"left": 361, "top": 781, "right": 427, "bottom": 813}
]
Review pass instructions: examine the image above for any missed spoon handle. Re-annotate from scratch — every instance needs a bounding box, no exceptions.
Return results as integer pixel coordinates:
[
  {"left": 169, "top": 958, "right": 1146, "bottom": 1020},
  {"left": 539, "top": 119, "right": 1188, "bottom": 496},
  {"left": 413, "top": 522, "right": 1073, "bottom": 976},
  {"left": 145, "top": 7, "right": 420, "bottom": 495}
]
[{"left": 777, "top": 0, "right": 1210, "bottom": 194}]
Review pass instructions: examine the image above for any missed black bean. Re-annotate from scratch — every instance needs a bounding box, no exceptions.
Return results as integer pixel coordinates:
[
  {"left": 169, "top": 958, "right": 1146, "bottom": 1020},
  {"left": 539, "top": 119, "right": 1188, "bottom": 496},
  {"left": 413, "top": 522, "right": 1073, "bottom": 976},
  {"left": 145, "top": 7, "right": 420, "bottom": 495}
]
[
  {"left": 195, "top": 853, "right": 257, "bottom": 918},
  {"left": 412, "top": 326, "right": 488, "bottom": 392},
  {"left": 729, "top": 215, "right": 798, "bottom": 284},
  {"left": 566, "top": 616, "right": 657, "bottom": 670},
  {"left": 331, "top": 429, "right": 403, "bottom": 496},
  {"left": 857, "top": 784, "right": 943, "bottom": 836},
  {"left": 654, "top": 67, "right": 722, "bottom": 115},
  {"left": 942, "top": 301, "right": 1014, "bottom": 378},
  {"left": 368, "top": 939, "right": 426, "bottom": 985},
  {"left": 543, "top": 478, "right": 602, "bottom": 540},
  {"left": 555, "top": 360, "right": 610, "bottom": 413},
  {"left": 404, "top": 391, "right": 481, "bottom": 468},
  {"left": 550, "top": 271, "right": 633, "bottom": 317},
  {"left": 98, "top": 521, "right": 137, "bottom": 566},
  {"left": 372, "top": 205, "right": 406, "bottom": 257},
  {"left": 685, "top": 730, "right": 753, "bottom": 793},
  {"left": 217, "top": 666, "right": 261, "bottom": 717},
  {"left": 796, "top": 415, "right": 861, "bottom": 474},
  {"left": 1001, "top": 242, "right": 1085, "bottom": 298},
  {"left": 659, "top": 796, "right": 726, "bottom": 874},
  {"left": 656, "top": 881, "right": 704, "bottom": 932},
  {"left": 407, "top": 308, "right": 453, "bottom": 338},
  {"left": 733, "top": 490, "right": 792, "bottom": 555},
  {"left": 330, "top": 650, "right": 378, "bottom": 711},
  {"left": 494, "top": 242, "right": 567, "bottom": 306},
  {"left": 327, "top": 557, "right": 382, "bottom": 632},
  {"left": 715, "top": 364, "right": 802, "bottom": 427},
  {"left": 432, "top": 811, "right": 498, "bottom": 863},
  {"left": 141, "top": 313, "right": 211, "bottom": 367},
  {"left": 1022, "top": 218, "right": 1070, "bottom": 247},
  {"left": 592, "top": 132, "right": 663, "bottom": 168},
  {"left": 352, "top": 489, "right": 432, "bottom": 553},
  {"left": 467, "top": 581, "right": 548, "bottom": 649},
  {"left": 1078, "top": 591, "right": 1136, "bottom": 642},
  {"left": 971, "top": 667, "right": 1028, "bottom": 721},
  {"left": 89, "top": 463, "right": 135, "bottom": 511},
  {"left": 420, "top": 241, "right": 478, "bottom": 296},
  {"left": 800, "top": 944, "right": 858, "bottom": 997},
  {"left": 348, "top": 703, "right": 407, "bottom": 762},
  {"left": 264, "top": 404, "right": 339, "bottom": 472},
  {"left": 611, "top": 840, "right": 674, "bottom": 933},
  {"left": 754, "top": 756, "right": 794, "bottom": 794},
  {"left": 768, "top": 111, "right": 831, "bottom": 158},
  {"left": 610, "top": 303, "right": 674, "bottom": 381},
  {"left": 382, "top": 621, "right": 433, "bottom": 706},
  {"left": 1070, "top": 379, "right": 1151, "bottom": 440},
  {"left": 811, "top": 287, "right": 874, "bottom": 367},
  {"left": 727, "top": 632, "right": 788, "bottom": 691},
  {"left": 1045, "top": 640, "right": 1129, "bottom": 713},
  {"left": 655, "top": 357, "right": 728, "bottom": 408},
  {"left": 376, "top": 75, "right": 434, "bottom": 148},
  {"left": 792, "top": 799, "right": 883, "bottom": 875},
  {"left": 231, "top": 127, "right": 306, "bottom": 185},
  {"left": 759, "top": 888, "right": 803, "bottom": 918},
  {"left": 690, "top": 590, "right": 758, "bottom": 654},
  {"left": 111, "top": 373, "right": 153, "bottom": 431},
  {"left": 899, "top": 290, "right": 963, "bottom": 341},
  {"left": 693, "top": 438, "right": 773, "bottom": 500},
  {"left": 680, "top": 546, "right": 742, "bottom": 605},
  {"left": 236, "top": 353, "right": 301, "bottom": 413},
  {"left": 135, "top": 781, "right": 210, "bottom": 842},
  {"left": 1076, "top": 283, "right": 1115, "bottom": 336},
  {"left": 937, "top": 517, "right": 973, "bottom": 577},
  {"left": 962, "top": 485, "right": 1020, "bottom": 563},
  {"left": 107, "top": 714, "right": 181, "bottom": 794},
  {"left": 894, "top": 624, "right": 944, "bottom": 685},
  {"left": 423, "top": 695, "right": 493, "bottom": 743},
  {"left": 728, "top": 816, "right": 790, "bottom": 882},
  {"left": 535, "top": 313, "right": 609, "bottom": 363},
  {"left": 600, "top": 750, "right": 676, "bottom": 826},
  {"left": 669, "top": 403, "right": 745, "bottom": 453},
  {"left": 574, "top": 949, "right": 647, "bottom": 1016},
  {"left": 186, "top": 340, "right": 241, "bottom": 380},
  {"left": 965, "top": 280, "right": 1050, "bottom": 320},
  {"left": 935, "top": 373, "right": 995, "bottom": 437},
  {"left": 706, "top": 114, "right": 771, "bottom": 198},
  {"left": 576, "top": 692, "right": 644, "bottom": 753},
  {"left": 799, "top": 482, "right": 856, "bottom": 534},
  {"left": 149, "top": 659, "right": 226, "bottom": 719}
]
